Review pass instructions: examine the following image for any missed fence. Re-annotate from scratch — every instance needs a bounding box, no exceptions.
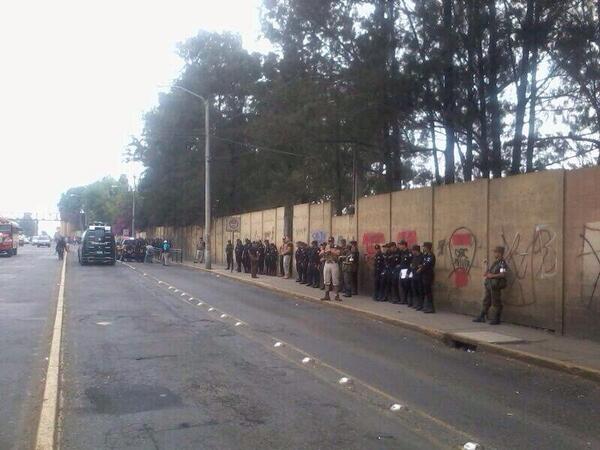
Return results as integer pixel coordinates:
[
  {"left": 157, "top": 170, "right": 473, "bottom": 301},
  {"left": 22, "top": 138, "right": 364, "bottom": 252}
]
[{"left": 143, "top": 166, "right": 600, "bottom": 342}]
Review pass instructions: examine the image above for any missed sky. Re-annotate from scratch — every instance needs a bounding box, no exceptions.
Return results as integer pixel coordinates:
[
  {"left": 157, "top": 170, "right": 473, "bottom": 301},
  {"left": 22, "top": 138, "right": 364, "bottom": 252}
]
[{"left": 0, "top": 0, "right": 267, "bottom": 220}]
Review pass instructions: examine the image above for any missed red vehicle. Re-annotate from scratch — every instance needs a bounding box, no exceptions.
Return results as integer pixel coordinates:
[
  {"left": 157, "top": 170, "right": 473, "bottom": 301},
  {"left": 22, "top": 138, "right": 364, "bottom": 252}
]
[{"left": 0, "top": 218, "right": 20, "bottom": 257}]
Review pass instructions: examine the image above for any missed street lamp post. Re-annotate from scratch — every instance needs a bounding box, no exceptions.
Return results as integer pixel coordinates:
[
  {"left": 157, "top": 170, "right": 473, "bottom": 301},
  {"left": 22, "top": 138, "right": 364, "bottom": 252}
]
[
  {"left": 172, "top": 85, "right": 211, "bottom": 269},
  {"left": 131, "top": 175, "right": 136, "bottom": 238}
]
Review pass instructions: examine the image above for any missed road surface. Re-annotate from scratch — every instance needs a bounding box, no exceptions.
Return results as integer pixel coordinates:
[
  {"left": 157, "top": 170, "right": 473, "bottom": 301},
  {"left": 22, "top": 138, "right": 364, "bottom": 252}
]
[{"left": 2, "top": 245, "right": 599, "bottom": 449}]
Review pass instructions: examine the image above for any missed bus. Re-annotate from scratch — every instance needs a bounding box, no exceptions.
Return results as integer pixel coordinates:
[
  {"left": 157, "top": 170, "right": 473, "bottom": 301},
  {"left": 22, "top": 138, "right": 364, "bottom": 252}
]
[{"left": 0, "top": 218, "right": 21, "bottom": 256}]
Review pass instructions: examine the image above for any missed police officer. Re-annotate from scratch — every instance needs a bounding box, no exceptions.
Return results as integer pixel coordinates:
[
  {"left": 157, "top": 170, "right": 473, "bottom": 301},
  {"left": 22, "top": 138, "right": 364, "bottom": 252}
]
[
  {"left": 342, "top": 242, "right": 359, "bottom": 297},
  {"left": 258, "top": 240, "right": 266, "bottom": 274},
  {"left": 387, "top": 242, "right": 401, "bottom": 303},
  {"left": 235, "top": 239, "right": 244, "bottom": 272},
  {"left": 474, "top": 246, "right": 509, "bottom": 325},
  {"left": 307, "top": 240, "right": 320, "bottom": 287},
  {"left": 242, "top": 239, "right": 251, "bottom": 273},
  {"left": 397, "top": 240, "right": 412, "bottom": 305},
  {"left": 249, "top": 242, "right": 259, "bottom": 278},
  {"left": 372, "top": 244, "right": 385, "bottom": 301},
  {"left": 295, "top": 242, "right": 304, "bottom": 283},
  {"left": 409, "top": 244, "right": 424, "bottom": 309},
  {"left": 420, "top": 242, "right": 436, "bottom": 313},
  {"left": 225, "top": 240, "right": 234, "bottom": 270}
]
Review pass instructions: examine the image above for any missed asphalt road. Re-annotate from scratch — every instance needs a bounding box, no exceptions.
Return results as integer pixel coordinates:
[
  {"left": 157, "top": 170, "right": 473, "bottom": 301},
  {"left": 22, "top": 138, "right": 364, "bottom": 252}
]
[
  {"left": 0, "top": 245, "right": 61, "bottom": 450},
  {"left": 4, "top": 247, "right": 600, "bottom": 449}
]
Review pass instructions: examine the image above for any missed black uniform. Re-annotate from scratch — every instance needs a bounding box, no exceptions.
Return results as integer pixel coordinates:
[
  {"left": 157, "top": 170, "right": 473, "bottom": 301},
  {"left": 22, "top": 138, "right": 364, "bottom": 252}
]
[
  {"left": 306, "top": 245, "right": 320, "bottom": 287},
  {"left": 421, "top": 252, "right": 436, "bottom": 313},
  {"left": 410, "top": 252, "right": 424, "bottom": 309},
  {"left": 242, "top": 241, "right": 251, "bottom": 273},
  {"left": 225, "top": 243, "right": 234, "bottom": 270},
  {"left": 380, "top": 249, "right": 396, "bottom": 301},
  {"left": 295, "top": 246, "right": 307, "bottom": 283},
  {"left": 373, "top": 250, "right": 386, "bottom": 301},
  {"left": 387, "top": 248, "right": 401, "bottom": 302},
  {"left": 397, "top": 249, "right": 412, "bottom": 305},
  {"left": 235, "top": 241, "right": 244, "bottom": 272},
  {"left": 257, "top": 242, "right": 265, "bottom": 274}
]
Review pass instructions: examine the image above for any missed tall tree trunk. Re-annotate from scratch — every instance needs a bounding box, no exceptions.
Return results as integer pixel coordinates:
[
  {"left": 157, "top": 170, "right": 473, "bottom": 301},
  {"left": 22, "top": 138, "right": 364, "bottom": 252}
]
[
  {"left": 464, "top": 0, "right": 478, "bottom": 182},
  {"left": 488, "top": 0, "right": 503, "bottom": 178},
  {"left": 526, "top": 4, "right": 540, "bottom": 173},
  {"left": 442, "top": 0, "right": 456, "bottom": 184},
  {"left": 510, "top": 0, "right": 535, "bottom": 175},
  {"left": 430, "top": 114, "right": 442, "bottom": 184},
  {"left": 474, "top": 4, "right": 490, "bottom": 178}
]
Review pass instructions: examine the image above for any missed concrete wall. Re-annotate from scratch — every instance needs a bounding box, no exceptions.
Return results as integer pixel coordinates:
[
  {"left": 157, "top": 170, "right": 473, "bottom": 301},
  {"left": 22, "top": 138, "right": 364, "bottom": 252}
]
[
  {"left": 565, "top": 166, "right": 600, "bottom": 340},
  {"left": 143, "top": 166, "right": 600, "bottom": 341},
  {"left": 433, "top": 180, "right": 488, "bottom": 315}
]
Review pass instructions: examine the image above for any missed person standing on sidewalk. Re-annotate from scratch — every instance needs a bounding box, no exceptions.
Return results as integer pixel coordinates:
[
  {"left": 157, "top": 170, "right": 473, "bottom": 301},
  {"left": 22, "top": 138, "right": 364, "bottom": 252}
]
[
  {"left": 283, "top": 240, "right": 294, "bottom": 279},
  {"left": 342, "top": 242, "right": 359, "bottom": 297},
  {"left": 397, "top": 240, "right": 412, "bottom": 304},
  {"left": 279, "top": 237, "right": 287, "bottom": 277},
  {"left": 242, "top": 239, "right": 251, "bottom": 273},
  {"left": 258, "top": 240, "right": 266, "bottom": 275},
  {"left": 249, "top": 242, "right": 259, "bottom": 278},
  {"left": 474, "top": 246, "right": 509, "bottom": 325},
  {"left": 225, "top": 240, "right": 234, "bottom": 270},
  {"left": 194, "top": 237, "right": 205, "bottom": 264},
  {"left": 372, "top": 244, "right": 385, "bottom": 301},
  {"left": 161, "top": 240, "right": 171, "bottom": 266},
  {"left": 420, "top": 242, "right": 436, "bottom": 313},
  {"left": 318, "top": 242, "right": 327, "bottom": 290},
  {"left": 409, "top": 244, "right": 423, "bottom": 309},
  {"left": 321, "top": 237, "right": 341, "bottom": 302},
  {"left": 350, "top": 240, "right": 359, "bottom": 295},
  {"left": 235, "top": 239, "right": 243, "bottom": 272}
]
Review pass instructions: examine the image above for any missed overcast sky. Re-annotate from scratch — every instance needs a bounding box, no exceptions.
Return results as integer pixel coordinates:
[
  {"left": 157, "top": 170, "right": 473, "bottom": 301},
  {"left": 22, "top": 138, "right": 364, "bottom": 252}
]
[{"left": 0, "top": 0, "right": 266, "bottom": 219}]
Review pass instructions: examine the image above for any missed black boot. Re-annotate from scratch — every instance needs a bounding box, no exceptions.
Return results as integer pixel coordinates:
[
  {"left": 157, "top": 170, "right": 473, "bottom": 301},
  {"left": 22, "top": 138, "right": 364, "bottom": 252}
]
[
  {"left": 473, "top": 313, "right": 486, "bottom": 323},
  {"left": 488, "top": 313, "right": 501, "bottom": 325}
]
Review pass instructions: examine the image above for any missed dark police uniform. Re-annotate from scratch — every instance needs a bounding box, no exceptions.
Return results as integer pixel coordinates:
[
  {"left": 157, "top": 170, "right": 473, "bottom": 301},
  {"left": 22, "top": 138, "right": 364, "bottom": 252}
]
[
  {"left": 373, "top": 247, "right": 385, "bottom": 301},
  {"left": 235, "top": 241, "right": 243, "bottom": 272},
  {"left": 421, "top": 250, "right": 436, "bottom": 313},
  {"left": 242, "top": 240, "right": 251, "bottom": 273},
  {"left": 410, "top": 251, "right": 424, "bottom": 309},
  {"left": 398, "top": 248, "right": 412, "bottom": 304},
  {"left": 258, "top": 241, "right": 265, "bottom": 274}
]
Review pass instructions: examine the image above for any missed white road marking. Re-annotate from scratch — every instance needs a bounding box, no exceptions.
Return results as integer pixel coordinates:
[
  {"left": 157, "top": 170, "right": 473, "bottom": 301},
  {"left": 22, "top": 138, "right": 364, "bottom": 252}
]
[
  {"left": 35, "top": 251, "right": 67, "bottom": 450},
  {"left": 96, "top": 322, "right": 111, "bottom": 326}
]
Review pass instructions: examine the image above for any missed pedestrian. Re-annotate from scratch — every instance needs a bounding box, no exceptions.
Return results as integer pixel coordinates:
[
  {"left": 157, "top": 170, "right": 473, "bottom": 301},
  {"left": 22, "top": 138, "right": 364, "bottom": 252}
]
[
  {"left": 235, "top": 239, "right": 244, "bottom": 272},
  {"left": 342, "top": 243, "right": 358, "bottom": 297},
  {"left": 321, "top": 237, "right": 341, "bottom": 302},
  {"left": 194, "top": 237, "right": 206, "bottom": 264},
  {"left": 279, "top": 237, "right": 287, "bottom": 277},
  {"left": 420, "top": 242, "right": 436, "bottom": 313},
  {"left": 242, "top": 239, "right": 251, "bottom": 273},
  {"left": 161, "top": 239, "right": 171, "bottom": 266},
  {"left": 350, "top": 240, "right": 359, "bottom": 295},
  {"left": 144, "top": 242, "right": 154, "bottom": 263},
  {"left": 337, "top": 238, "right": 347, "bottom": 293},
  {"left": 409, "top": 244, "right": 424, "bottom": 310},
  {"left": 397, "top": 240, "right": 412, "bottom": 304},
  {"left": 473, "top": 246, "right": 509, "bottom": 325},
  {"left": 249, "top": 242, "right": 259, "bottom": 278},
  {"left": 283, "top": 240, "right": 293, "bottom": 279},
  {"left": 225, "top": 240, "right": 234, "bottom": 270},
  {"left": 258, "top": 240, "right": 266, "bottom": 274},
  {"left": 372, "top": 244, "right": 385, "bottom": 301}
]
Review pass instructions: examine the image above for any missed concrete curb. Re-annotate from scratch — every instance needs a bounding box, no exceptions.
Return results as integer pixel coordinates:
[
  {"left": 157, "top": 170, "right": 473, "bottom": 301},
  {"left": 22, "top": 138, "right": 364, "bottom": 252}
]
[{"left": 183, "top": 263, "right": 600, "bottom": 384}]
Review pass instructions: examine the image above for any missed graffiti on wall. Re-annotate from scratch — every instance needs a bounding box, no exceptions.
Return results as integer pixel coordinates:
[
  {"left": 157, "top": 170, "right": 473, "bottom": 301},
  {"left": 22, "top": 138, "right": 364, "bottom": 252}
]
[
  {"left": 580, "top": 223, "right": 600, "bottom": 311},
  {"left": 501, "top": 224, "right": 558, "bottom": 307},
  {"left": 446, "top": 227, "right": 477, "bottom": 288},
  {"left": 362, "top": 232, "right": 386, "bottom": 256},
  {"left": 311, "top": 230, "right": 327, "bottom": 243},
  {"left": 396, "top": 230, "right": 417, "bottom": 247}
]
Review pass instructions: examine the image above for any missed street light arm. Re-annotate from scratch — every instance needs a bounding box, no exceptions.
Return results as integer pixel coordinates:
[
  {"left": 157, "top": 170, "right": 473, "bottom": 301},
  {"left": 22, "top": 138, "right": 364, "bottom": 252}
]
[{"left": 172, "top": 85, "right": 207, "bottom": 104}]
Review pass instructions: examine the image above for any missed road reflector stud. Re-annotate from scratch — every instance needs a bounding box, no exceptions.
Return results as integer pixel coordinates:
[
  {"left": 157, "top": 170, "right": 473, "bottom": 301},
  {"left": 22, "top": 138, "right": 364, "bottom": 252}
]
[
  {"left": 302, "top": 357, "right": 311, "bottom": 364},
  {"left": 208, "top": 307, "right": 215, "bottom": 311},
  {"left": 180, "top": 293, "right": 186, "bottom": 297},
  {"left": 338, "top": 377, "right": 350, "bottom": 385},
  {"left": 197, "top": 302, "right": 203, "bottom": 306},
  {"left": 390, "top": 404, "right": 404, "bottom": 412},
  {"left": 464, "top": 443, "right": 483, "bottom": 450},
  {"left": 274, "top": 342, "right": 283, "bottom": 348},
  {"left": 174, "top": 289, "right": 180, "bottom": 293},
  {"left": 235, "top": 322, "right": 243, "bottom": 327},
  {"left": 220, "top": 314, "right": 228, "bottom": 318}
]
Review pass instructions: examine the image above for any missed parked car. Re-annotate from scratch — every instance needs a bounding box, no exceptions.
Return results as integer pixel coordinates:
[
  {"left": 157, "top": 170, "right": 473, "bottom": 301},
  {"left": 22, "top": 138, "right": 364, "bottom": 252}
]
[{"left": 36, "top": 236, "right": 51, "bottom": 247}]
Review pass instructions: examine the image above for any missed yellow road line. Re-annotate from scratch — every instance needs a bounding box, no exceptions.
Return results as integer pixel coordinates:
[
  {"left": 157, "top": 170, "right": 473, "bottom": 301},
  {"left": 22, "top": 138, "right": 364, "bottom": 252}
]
[{"left": 35, "top": 254, "right": 67, "bottom": 450}]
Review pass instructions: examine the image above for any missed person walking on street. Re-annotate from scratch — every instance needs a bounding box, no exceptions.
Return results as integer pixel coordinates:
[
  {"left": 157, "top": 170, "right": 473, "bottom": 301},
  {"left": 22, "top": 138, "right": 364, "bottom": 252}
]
[
  {"left": 321, "top": 237, "right": 341, "bottom": 302},
  {"left": 473, "top": 246, "right": 509, "bottom": 325},
  {"left": 235, "top": 239, "right": 244, "bottom": 272},
  {"left": 161, "top": 240, "right": 171, "bottom": 266},
  {"left": 420, "top": 242, "right": 436, "bottom": 313},
  {"left": 194, "top": 237, "right": 206, "bottom": 264},
  {"left": 144, "top": 243, "right": 154, "bottom": 263},
  {"left": 225, "top": 240, "right": 234, "bottom": 270}
]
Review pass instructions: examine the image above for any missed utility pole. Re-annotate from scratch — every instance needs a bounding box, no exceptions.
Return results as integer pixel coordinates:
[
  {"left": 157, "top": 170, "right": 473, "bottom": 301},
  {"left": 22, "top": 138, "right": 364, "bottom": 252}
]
[
  {"left": 131, "top": 175, "right": 136, "bottom": 238},
  {"left": 172, "top": 85, "right": 211, "bottom": 269}
]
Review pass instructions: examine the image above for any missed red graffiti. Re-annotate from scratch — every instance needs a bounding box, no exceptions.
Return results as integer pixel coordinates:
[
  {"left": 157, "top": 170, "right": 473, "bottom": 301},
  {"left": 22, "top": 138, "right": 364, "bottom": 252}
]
[
  {"left": 454, "top": 268, "right": 469, "bottom": 288},
  {"left": 362, "top": 232, "right": 386, "bottom": 256},
  {"left": 451, "top": 233, "right": 472, "bottom": 246},
  {"left": 397, "top": 230, "right": 417, "bottom": 247}
]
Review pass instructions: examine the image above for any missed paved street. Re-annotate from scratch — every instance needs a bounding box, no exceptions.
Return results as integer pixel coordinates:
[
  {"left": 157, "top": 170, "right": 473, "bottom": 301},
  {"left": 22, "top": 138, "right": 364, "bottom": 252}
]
[
  {"left": 3, "top": 246, "right": 600, "bottom": 449},
  {"left": 0, "top": 245, "right": 61, "bottom": 450}
]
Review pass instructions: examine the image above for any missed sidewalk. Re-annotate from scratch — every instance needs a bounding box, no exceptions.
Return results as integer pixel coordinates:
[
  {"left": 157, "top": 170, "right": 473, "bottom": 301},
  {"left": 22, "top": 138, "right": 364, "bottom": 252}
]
[{"left": 183, "top": 261, "right": 600, "bottom": 383}]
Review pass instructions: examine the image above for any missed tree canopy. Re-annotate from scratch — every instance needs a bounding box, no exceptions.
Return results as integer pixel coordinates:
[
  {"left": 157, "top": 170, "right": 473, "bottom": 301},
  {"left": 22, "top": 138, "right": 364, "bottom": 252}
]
[{"left": 125, "top": 0, "right": 600, "bottom": 228}]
